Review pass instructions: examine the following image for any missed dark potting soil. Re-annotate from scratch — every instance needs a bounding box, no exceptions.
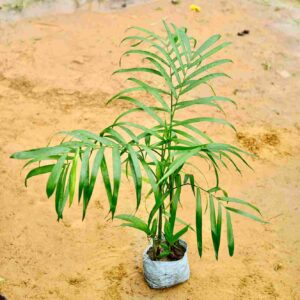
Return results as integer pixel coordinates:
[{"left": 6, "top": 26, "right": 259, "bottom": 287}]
[{"left": 147, "top": 243, "right": 186, "bottom": 261}]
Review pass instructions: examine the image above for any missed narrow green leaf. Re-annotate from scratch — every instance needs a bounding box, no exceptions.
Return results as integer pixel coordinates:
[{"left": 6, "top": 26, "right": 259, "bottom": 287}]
[
  {"left": 61, "top": 130, "right": 115, "bottom": 146},
  {"left": 208, "top": 186, "right": 221, "bottom": 194},
  {"left": 225, "top": 207, "right": 267, "bottom": 223},
  {"left": 21, "top": 155, "right": 72, "bottom": 170},
  {"left": 172, "top": 24, "right": 190, "bottom": 65},
  {"left": 229, "top": 149, "right": 253, "bottom": 169},
  {"left": 127, "top": 145, "right": 142, "bottom": 210},
  {"left": 113, "top": 67, "right": 162, "bottom": 77},
  {"left": 46, "top": 154, "right": 67, "bottom": 198},
  {"left": 173, "top": 225, "right": 189, "bottom": 243},
  {"left": 176, "top": 96, "right": 236, "bottom": 110},
  {"left": 138, "top": 144, "right": 158, "bottom": 165},
  {"left": 103, "top": 127, "right": 127, "bottom": 146},
  {"left": 218, "top": 196, "right": 261, "bottom": 215},
  {"left": 219, "top": 151, "right": 241, "bottom": 174},
  {"left": 172, "top": 129, "right": 199, "bottom": 144},
  {"left": 114, "top": 108, "right": 144, "bottom": 124},
  {"left": 120, "top": 35, "right": 159, "bottom": 48},
  {"left": 216, "top": 202, "right": 222, "bottom": 258},
  {"left": 192, "top": 34, "right": 221, "bottom": 59},
  {"left": 111, "top": 147, "right": 122, "bottom": 217},
  {"left": 55, "top": 165, "right": 68, "bottom": 220},
  {"left": 164, "top": 219, "right": 173, "bottom": 244},
  {"left": 107, "top": 86, "right": 145, "bottom": 104},
  {"left": 189, "top": 174, "right": 196, "bottom": 195},
  {"left": 209, "top": 194, "right": 220, "bottom": 259},
  {"left": 25, "top": 164, "right": 54, "bottom": 187},
  {"left": 175, "top": 117, "right": 236, "bottom": 131},
  {"left": 116, "top": 96, "right": 164, "bottom": 125},
  {"left": 175, "top": 24, "right": 192, "bottom": 59},
  {"left": 120, "top": 49, "right": 168, "bottom": 67},
  {"left": 11, "top": 146, "right": 70, "bottom": 160},
  {"left": 180, "top": 73, "right": 231, "bottom": 95},
  {"left": 147, "top": 192, "right": 168, "bottom": 226},
  {"left": 117, "top": 124, "right": 140, "bottom": 143},
  {"left": 59, "top": 168, "right": 70, "bottom": 220},
  {"left": 158, "top": 148, "right": 200, "bottom": 183},
  {"left": 196, "top": 188, "right": 203, "bottom": 257},
  {"left": 169, "top": 174, "right": 181, "bottom": 233},
  {"left": 163, "top": 21, "right": 185, "bottom": 73},
  {"left": 185, "top": 59, "right": 233, "bottom": 82},
  {"left": 205, "top": 151, "right": 220, "bottom": 187},
  {"left": 68, "top": 149, "right": 79, "bottom": 207},
  {"left": 126, "top": 26, "right": 166, "bottom": 45},
  {"left": 151, "top": 43, "right": 182, "bottom": 84},
  {"left": 127, "top": 77, "right": 171, "bottom": 111},
  {"left": 175, "top": 98, "right": 222, "bottom": 111},
  {"left": 78, "top": 148, "right": 91, "bottom": 203},
  {"left": 100, "top": 153, "right": 113, "bottom": 211},
  {"left": 116, "top": 121, "right": 164, "bottom": 140},
  {"left": 201, "top": 42, "right": 232, "bottom": 61},
  {"left": 145, "top": 57, "right": 178, "bottom": 98},
  {"left": 158, "top": 249, "right": 171, "bottom": 259},
  {"left": 82, "top": 148, "right": 105, "bottom": 219},
  {"left": 140, "top": 159, "right": 159, "bottom": 202},
  {"left": 163, "top": 211, "right": 195, "bottom": 231},
  {"left": 182, "top": 124, "right": 213, "bottom": 143},
  {"left": 115, "top": 214, "right": 149, "bottom": 234},
  {"left": 226, "top": 211, "right": 234, "bottom": 256}
]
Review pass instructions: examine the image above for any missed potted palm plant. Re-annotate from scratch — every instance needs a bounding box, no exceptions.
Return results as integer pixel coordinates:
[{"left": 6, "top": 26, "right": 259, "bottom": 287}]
[{"left": 11, "top": 21, "right": 265, "bottom": 289}]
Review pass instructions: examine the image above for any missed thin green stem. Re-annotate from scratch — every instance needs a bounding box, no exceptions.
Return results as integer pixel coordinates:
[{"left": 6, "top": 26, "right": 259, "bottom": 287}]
[{"left": 158, "top": 205, "right": 163, "bottom": 242}]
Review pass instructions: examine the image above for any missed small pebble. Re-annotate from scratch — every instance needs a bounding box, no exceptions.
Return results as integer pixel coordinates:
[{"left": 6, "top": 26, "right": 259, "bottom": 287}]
[
  {"left": 273, "top": 263, "right": 283, "bottom": 271},
  {"left": 237, "top": 30, "right": 250, "bottom": 36}
]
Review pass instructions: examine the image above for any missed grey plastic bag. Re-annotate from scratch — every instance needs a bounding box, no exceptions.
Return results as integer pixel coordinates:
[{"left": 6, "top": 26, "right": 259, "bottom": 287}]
[{"left": 143, "top": 240, "right": 190, "bottom": 289}]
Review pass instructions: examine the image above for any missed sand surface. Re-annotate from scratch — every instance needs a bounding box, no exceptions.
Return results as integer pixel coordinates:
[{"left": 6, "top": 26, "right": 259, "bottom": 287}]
[{"left": 0, "top": 0, "right": 300, "bottom": 299}]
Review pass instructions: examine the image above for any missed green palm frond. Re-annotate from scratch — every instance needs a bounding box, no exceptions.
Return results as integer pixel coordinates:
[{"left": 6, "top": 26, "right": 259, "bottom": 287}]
[{"left": 11, "top": 21, "right": 264, "bottom": 260}]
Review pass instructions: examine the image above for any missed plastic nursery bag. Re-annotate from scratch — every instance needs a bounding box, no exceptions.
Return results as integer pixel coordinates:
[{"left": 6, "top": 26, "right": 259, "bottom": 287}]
[{"left": 143, "top": 240, "right": 190, "bottom": 289}]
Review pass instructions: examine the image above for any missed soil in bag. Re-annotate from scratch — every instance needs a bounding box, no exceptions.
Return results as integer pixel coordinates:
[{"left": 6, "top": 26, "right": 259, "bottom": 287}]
[{"left": 147, "top": 242, "right": 186, "bottom": 261}]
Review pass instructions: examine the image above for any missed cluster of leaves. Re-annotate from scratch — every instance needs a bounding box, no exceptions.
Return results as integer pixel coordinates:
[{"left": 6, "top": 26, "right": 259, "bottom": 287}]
[{"left": 11, "top": 21, "right": 265, "bottom": 260}]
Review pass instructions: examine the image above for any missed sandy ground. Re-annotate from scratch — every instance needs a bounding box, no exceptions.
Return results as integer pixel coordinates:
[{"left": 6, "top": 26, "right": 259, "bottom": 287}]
[{"left": 0, "top": 0, "right": 300, "bottom": 299}]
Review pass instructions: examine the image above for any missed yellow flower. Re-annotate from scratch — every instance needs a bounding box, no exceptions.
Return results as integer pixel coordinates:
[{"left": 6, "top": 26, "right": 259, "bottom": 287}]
[{"left": 190, "top": 4, "right": 201, "bottom": 12}]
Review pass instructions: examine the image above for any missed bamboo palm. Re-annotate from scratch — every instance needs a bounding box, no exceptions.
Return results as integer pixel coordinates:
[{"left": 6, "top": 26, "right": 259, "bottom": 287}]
[{"left": 11, "top": 21, "right": 265, "bottom": 260}]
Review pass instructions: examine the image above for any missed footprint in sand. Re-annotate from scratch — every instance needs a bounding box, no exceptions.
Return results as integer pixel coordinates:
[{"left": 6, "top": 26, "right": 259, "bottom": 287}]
[{"left": 104, "top": 263, "right": 127, "bottom": 300}]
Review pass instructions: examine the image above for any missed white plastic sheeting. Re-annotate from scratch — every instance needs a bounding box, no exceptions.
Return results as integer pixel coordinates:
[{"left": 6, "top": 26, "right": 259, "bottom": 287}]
[{"left": 143, "top": 240, "right": 190, "bottom": 289}]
